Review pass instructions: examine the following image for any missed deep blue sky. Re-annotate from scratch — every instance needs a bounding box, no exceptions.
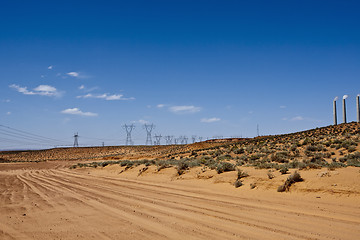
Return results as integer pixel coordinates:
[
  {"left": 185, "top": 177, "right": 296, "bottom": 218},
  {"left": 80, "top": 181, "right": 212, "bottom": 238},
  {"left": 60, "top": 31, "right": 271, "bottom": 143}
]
[{"left": 1, "top": 0, "right": 359, "bottom": 149}]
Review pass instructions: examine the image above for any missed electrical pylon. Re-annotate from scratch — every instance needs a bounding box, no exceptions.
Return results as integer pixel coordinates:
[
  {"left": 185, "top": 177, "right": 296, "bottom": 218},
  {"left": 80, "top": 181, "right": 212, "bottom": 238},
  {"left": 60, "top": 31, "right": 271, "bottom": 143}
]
[
  {"left": 73, "top": 132, "right": 79, "bottom": 147},
  {"left": 164, "top": 135, "right": 173, "bottom": 145},
  {"left": 154, "top": 134, "right": 162, "bottom": 145},
  {"left": 198, "top": 136, "right": 203, "bottom": 142},
  {"left": 123, "top": 124, "right": 135, "bottom": 145},
  {"left": 191, "top": 135, "right": 197, "bottom": 143},
  {"left": 144, "top": 124, "right": 155, "bottom": 145}
]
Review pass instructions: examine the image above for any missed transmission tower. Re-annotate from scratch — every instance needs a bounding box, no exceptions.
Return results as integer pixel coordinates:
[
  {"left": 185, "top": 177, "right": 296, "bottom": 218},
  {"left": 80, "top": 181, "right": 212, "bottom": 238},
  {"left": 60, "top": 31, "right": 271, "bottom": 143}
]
[
  {"left": 144, "top": 124, "right": 155, "bottom": 145},
  {"left": 154, "top": 134, "right": 162, "bottom": 145},
  {"left": 123, "top": 124, "right": 135, "bottom": 145},
  {"left": 174, "top": 137, "right": 179, "bottom": 145},
  {"left": 165, "top": 135, "right": 173, "bottom": 145},
  {"left": 198, "top": 136, "right": 203, "bottom": 142},
  {"left": 179, "top": 136, "right": 188, "bottom": 145},
  {"left": 191, "top": 135, "right": 197, "bottom": 143},
  {"left": 73, "top": 132, "right": 79, "bottom": 147}
]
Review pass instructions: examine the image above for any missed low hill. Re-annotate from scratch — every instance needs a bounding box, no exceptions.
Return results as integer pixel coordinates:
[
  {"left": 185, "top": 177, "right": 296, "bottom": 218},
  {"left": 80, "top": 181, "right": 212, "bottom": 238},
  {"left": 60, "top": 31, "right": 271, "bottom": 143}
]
[{"left": 1, "top": 122, "right": 359, "bottom": 169}]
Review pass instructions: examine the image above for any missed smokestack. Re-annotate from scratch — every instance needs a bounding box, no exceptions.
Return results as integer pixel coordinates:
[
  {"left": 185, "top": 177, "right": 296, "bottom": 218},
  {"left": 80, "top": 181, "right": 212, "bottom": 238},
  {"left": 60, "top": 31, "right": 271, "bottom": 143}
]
[
  {"left": 343, "top": 95, "right": 348, "bottom": 124},
  {"left": 357, "top": 94, "right": 360, "bottom": 123},
  {"left": 333, "top": 97, "right": 338, "bottom": 125}
]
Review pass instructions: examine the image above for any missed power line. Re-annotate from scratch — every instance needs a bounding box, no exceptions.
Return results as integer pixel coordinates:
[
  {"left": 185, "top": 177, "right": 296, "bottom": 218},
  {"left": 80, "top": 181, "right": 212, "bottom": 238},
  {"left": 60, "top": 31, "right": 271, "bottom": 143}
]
[{"left": 0, "top": 124, "right": 69, "bottom": 145}]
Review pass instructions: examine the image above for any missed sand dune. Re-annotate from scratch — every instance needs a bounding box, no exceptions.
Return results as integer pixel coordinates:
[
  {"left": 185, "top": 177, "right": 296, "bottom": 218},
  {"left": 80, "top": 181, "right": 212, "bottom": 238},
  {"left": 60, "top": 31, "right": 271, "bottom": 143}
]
[{"left": 1, "top": 162, "right": 359, "bottom": 240}]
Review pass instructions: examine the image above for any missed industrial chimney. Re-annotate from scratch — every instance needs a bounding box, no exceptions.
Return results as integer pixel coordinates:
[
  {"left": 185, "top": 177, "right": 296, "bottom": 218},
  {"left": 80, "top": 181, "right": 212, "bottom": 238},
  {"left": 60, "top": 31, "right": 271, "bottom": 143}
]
[
  {"left": 333, "top": 97, "right": 338, "bottom": 125},
  {"left": 343, "top": 95, "right": 348, "bottom": 124},
  {"left": 357, "top": 94, "right": 360, "bottom": 123}
]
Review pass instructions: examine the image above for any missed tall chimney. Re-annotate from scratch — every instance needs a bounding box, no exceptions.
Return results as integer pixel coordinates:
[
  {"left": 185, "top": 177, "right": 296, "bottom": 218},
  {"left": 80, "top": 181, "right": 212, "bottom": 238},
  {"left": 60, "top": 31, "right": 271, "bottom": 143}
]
[
  {"left": 342, "top": 96, "right": 347, "bottom": 124},
  {"left": 357, "top": 95, "right": 360, "bottom": 123},
  {"left": 333, "top": 99, "right": 337, "bottom": 125}
]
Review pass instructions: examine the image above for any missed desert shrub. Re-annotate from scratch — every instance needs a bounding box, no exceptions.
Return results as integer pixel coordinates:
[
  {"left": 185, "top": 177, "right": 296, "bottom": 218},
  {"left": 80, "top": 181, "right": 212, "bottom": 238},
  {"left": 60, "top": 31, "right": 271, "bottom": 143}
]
[
  {"left": 341, "top": 152, "right": 360, "bottom": 167},
  {"left": 327, "top": 161, "right": 346, "bottom": 170},
  {"left": 347, "top": 146, "right": 356, "bottom": 153},
  {"left": 217, "top": 154, "right": 232, "bottom": 161},
  {"left": 290, "top": 144, "right": 298, "bottom": 151},
  {"left": 271, "top": 151, "right": 290, "bottom": 163},
  {"left": 233, "top": 148, "right": 245, "bottom": 154},
  {"left": 250, "top": 183, "right": 257, "bottom": 189},
  {"left": 249, "top": 153, "right": 264, "bottom": 161},
  {"left": 302, "top": 137, "right": 312, "bottom": 146},
  {"left": 284, "top": 160, "right": 306, "bottom": 170},
  {"left": 176, "top": 160, "right": 189, "bottom": 175},
  {"left": 216, "top": 162, "right": 236, "bottom": 174},
  {"left": 234, "top": 179, "right": 243, "bottom": 188},
  {"left": 120, "top": 160, "right": 132, "bottom": 167},
  {"left": 277, "top": 171, "right": 303, "bottom": 192},
  {"left": 236, "top": 169, "right": 249, "bottom": 179},
  {"left": 279, "top": 166, "right": 288, "bottom": 174},
  {"left": 267, "top": 170, "right": 275, "bottom": 179}
]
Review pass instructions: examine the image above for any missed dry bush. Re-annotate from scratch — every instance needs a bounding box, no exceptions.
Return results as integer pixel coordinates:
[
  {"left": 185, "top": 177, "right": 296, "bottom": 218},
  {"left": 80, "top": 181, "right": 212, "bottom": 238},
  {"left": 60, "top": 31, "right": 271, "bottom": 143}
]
[{"left": 277, "top": 171, "right": 303, "bottom": 192}]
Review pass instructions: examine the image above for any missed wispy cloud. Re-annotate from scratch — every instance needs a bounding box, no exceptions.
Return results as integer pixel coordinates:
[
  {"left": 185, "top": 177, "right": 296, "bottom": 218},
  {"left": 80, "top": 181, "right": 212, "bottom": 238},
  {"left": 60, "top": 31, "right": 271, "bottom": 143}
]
[
  {"left": 201, "top": 117, "right": 221, "bottom": 123},
  {"left": 48, "top": 65, "right": 53, "bottom": 70},
  {"left": 10, "top": 84, "right": 62, "bottom": 97},
  {"left": 132, "top": 119, "right": 149, "bottom": 124},
  {"left": 169, "top": 105, "right": 201, "bottom": 114},
  {"left": 66, "top": 71, "right": 89, "bottom": 79},
  {"left": 6, "top": 112, "right": 11, "bottom": 115},
  {"left": 78, "top": 85, "right": 98, "bottom": 92},
  {"left": 291, "top": 116, "right": 304, "bottom": 121},
  {"left": 67, "top": 72, "right": 80, "bottom": 77},
  {"left": 2, "top": 99, "right": 10, "bottom": 103},
  {"left": 157, "top": 104, "right": 166, "bottom": 108},
  {"left": 280, "top": 105, "right": 286, "bottom": 109},
  {"left": 61, "top": 108, "right": 98, "bottom": 117},
  {"left": 76, "top": 93, "right": 135, "bottom": 101}
]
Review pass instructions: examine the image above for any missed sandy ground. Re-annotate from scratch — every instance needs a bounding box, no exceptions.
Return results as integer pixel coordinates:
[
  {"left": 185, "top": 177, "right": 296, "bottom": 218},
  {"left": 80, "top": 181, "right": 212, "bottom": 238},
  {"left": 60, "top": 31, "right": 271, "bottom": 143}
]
[{"left": 0, "top": 162, "right": 359, "bottom": 240}]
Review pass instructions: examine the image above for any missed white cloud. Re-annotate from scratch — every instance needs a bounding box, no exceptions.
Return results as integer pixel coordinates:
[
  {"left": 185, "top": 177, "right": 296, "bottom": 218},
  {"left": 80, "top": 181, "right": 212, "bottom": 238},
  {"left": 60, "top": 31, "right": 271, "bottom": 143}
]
[
  {"left": 291, "top": 116, "right": 304, "bottom": 121},
  {"left": 48, "top": 65, "right": 53, "bottom": 70},
  {"left": 6, "top": 112, "right": 11, "bottom": 115},
  {"left": 280, "top": 105, "right": 286, "bottom": 109},
  {"left": 169, "top": 105, "right": 201, "bottom": 114},
  {"left": 34, "top": 85, "right": 57, "bottom": 92},
  {"left": 67, "top": 72, "right": 80, "bottom": 77},
  {"left": 77, "top": 93, "right": 134, "bottom": 101},
  {"left": 79, "top": 85, "right": 85, "bottom": 90},
  {"left": 61, "top": 108, "right": 98, "bottom": 117},
  {"left": 157, "top": 104, "right": 166, "bottom": 108},
  {"left": 132, "top": 119, "right": 149, "bottom": 124},
  {"left": 2, "top": 99, "right": 10, "bottom": 103},
  {"left": 201, "top": 117, "right": 221, "bottom": 123},
  {"left": 10, "top": 84, "right": 61, "bottom": 97}
]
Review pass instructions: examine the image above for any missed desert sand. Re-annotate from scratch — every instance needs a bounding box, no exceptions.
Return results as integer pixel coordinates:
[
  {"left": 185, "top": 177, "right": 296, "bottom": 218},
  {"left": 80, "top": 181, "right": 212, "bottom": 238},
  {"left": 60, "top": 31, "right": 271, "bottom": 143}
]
[{"left": 0, "top": 161, "right": 359, "bottom": 240}]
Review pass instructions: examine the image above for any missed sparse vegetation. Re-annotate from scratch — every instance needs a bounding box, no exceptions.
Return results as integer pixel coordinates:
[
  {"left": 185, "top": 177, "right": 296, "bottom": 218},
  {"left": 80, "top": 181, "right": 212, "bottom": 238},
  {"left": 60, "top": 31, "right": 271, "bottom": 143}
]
[{"left": 277, "top": 171, "right": 304, "bottom": 192}]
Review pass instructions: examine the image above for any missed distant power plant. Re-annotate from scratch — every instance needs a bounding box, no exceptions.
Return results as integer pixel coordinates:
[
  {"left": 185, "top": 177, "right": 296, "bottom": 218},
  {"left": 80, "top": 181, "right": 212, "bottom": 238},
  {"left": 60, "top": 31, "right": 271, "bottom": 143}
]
[
  {"left": 333, "top": 94, "right": 360, "bottom": 125},
  {"left": 343, "top": 95, "right": 348, "bottom": 124},
  {"left": 357, "top": 94, "right": 360, "bottom": 123},
  {"left": 333, "top": 97, "right": 338, "bottom": 125}
]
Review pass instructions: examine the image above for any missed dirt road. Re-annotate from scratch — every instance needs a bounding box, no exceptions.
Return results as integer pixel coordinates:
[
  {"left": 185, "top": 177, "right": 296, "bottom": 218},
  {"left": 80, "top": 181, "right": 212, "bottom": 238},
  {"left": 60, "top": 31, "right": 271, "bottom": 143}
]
[{"left": 1, "top": 163, "right": 359, "bottom": 239}]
